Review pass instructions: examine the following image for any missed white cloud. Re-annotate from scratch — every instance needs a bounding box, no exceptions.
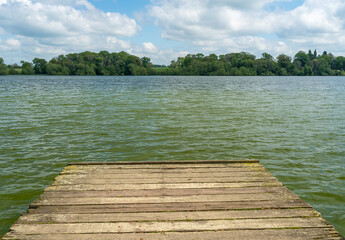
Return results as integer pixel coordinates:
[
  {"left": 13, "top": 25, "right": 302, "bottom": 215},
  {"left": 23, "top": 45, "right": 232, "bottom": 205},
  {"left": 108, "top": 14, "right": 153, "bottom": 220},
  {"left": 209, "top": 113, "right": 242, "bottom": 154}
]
[
  {"left": 148, "top": 0, "right": 345, "bottom": 58},
  {"left": 0, "top": 0, "right": 140, "bottom": 62},
  {"left": 0, "top": 0, "right": 140, "bottom": 38},
  {"left": 277, "top": 0, "right": 343, "bottom": 37},
  {"left": 0, "top": 37, "right": 21, "bottom": 52},
  {"left": 142, "top": 42, "right": 158, "bottom": 53},
  {"left": 6, "top": 38, "right": 20, "bottom": 47},
  {"left": 1, "top": 0, "right": 345, "bottom": 65},
  {"left": 106, "top": 37, "right": 131, "bottom": 49},
  {"left": 210, "top": 0, "right": 287, "bottom": 9},
  {"left": 149, "top": 0, "right": 286, "bottom": 41}
]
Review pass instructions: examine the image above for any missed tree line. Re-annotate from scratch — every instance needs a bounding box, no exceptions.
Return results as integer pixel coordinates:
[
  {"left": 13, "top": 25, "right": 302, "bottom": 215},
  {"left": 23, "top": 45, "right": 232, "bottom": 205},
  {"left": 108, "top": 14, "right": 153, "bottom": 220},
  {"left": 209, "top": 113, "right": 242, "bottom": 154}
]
[{"left": 1, "top": 49, "right": 345, "bottom": 76}]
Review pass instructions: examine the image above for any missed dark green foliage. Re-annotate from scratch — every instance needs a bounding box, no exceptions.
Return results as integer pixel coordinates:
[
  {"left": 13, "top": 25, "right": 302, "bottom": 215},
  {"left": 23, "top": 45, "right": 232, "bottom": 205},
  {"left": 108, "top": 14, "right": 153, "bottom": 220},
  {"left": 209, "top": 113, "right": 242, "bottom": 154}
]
[
  {"left": 294, "top": 51, "right": 310, "bottom": 67},
  {"left": 8, "top": 66, "right": 18, "bottom": 75},
  {"left": 141, "top": 57, "right": 152, "bottom": 68},
  {"left": 0, "top": 57, "right": 8, "bottom": 75},
  {"left": 43, "top": 51, "right": 151, "bottom": 76},
  {"left": 334, "top": 56, "right": 345, "bottom": 71},
  {"left": 33, "top": 58, "right": 47, "bottom": 74},
  {"left": 21, "top": 61, "right": 35, "bottom": 75},
  {"left": 164, "top": 50, "right": 345, "bottom": 76},
  {"left": 1, "top": 49, "right": 345, "bottom": 76},
  {"left": 277, "top": 54, "right": 291, "bottom": 69}
]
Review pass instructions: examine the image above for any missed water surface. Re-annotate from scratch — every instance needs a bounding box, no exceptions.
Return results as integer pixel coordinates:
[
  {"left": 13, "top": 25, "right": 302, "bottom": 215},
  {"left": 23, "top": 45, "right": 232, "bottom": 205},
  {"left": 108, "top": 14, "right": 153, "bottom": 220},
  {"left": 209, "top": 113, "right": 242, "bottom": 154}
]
[{"left": 0, "top": 75, "right": 344, "bottom": 236}]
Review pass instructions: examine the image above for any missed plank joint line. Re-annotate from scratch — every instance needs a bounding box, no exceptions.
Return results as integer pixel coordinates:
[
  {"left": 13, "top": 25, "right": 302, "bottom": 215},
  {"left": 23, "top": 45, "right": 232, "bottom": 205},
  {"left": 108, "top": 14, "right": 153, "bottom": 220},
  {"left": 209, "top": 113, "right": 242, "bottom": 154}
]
[{"left": 3, "top": 160, "right": 344, "bottom": 240}]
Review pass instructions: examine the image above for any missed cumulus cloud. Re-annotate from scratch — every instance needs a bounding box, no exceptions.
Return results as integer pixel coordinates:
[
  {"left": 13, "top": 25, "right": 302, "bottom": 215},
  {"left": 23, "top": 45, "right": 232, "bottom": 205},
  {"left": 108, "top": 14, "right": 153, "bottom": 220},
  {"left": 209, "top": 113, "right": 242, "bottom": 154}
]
[
  {"left": 142, "top": 42, "right": 158, "bottom": 53},
  {"left": 0, "top": 37, "right": 21, "bottom": 51},
  {"left": 0, "top": 0, "right": 140, "bottom": 62},
  {"left": 209, "top": 0, "right": 287, "bottom": 9},
  {"left": 277, "top": 0, "right": 343, "bottom": 37},
  {"left": 1, "top": 0, "right": 345, "bottom": 65},
  {"left": 148, "top": 0, "right": 345, "bottom": 57},
  {"left": 0, "top": 0, "right": 139, "bottom": 38},
  {"left": 149, "top": 0, "right": 285, "bottom": 41}
]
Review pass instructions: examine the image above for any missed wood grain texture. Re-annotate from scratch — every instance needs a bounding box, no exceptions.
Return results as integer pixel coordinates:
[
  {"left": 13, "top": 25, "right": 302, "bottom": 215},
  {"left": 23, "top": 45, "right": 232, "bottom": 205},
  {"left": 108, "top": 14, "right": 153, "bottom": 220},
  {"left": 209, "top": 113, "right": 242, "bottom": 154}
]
[
  {"left": 17, "top": 208, "right": 321, "bottom": 224},
  {"left": 3, "top": 229, "right": 343, "bottom": 240},
  {"left": 3, "top": 160, "right": 344, "bottom": 240},
  {"left": 28, "top": 199, "right": 312, "bottom": 214},
  {"left": 8, "top": 218, "right": 333, "bottom": 234},
  {"left": 4, "top": 228, "right": 343, "bottom": 240},
  {"left": 38, "top": 186, "right": 294, "bottom": 198}
]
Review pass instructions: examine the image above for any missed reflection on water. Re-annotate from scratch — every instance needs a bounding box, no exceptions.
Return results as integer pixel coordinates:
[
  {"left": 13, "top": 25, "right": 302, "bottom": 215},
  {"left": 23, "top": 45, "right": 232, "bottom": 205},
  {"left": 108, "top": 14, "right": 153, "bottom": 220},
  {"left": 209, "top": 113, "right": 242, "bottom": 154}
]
[{"left": 0, "top": 75, "right": 344, "bottom": 236}]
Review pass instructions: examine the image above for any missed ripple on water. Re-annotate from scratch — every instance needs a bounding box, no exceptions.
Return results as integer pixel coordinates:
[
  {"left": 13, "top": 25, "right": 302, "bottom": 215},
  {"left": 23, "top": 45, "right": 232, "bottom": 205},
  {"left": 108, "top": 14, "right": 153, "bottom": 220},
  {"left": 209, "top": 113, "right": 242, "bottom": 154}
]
[{"left": 0, "top": 75, "right": 344, "bottom": 237}]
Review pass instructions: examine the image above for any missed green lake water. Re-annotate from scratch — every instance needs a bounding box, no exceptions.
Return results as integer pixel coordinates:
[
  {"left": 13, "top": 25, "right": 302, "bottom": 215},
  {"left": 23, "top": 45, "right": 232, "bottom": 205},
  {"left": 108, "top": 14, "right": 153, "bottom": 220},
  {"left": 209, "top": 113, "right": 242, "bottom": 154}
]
[{"left": 0, "top": 75, "right": 344, "bottom": 237}]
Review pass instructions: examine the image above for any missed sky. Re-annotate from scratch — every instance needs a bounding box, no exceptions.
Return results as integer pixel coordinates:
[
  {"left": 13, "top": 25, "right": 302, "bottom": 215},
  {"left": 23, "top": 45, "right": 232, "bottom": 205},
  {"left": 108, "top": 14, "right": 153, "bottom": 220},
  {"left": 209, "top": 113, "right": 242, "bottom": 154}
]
[{"left": 0, "top": 0, "right": 345, "bottom": 65}]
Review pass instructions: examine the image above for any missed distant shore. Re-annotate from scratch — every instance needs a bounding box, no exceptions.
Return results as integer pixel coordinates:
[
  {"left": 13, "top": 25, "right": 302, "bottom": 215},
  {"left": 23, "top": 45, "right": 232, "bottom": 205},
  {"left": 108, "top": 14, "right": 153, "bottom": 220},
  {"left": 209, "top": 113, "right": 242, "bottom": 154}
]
[{"left": 1, "top": 50, "right": 345, "bottom": 76}]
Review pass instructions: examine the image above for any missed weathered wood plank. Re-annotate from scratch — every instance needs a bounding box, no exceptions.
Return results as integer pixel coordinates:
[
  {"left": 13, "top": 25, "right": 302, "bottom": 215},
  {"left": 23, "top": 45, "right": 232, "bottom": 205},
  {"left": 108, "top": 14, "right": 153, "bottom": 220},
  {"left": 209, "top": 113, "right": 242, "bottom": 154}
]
[
  {"left": 8, "top": 218, "right": 333, "bottom": 234},
  {"left": 18, "top": 208, "right": 320, "bottom": 224},
  {"left": 39, "top": 186, "right": 293, "bottom": 198},
  {"left": 32, "top": 192, "right": 300, "bottom": 206},
  {"left": 45, "top": 181, "right": 282, "bottom": 191},
  {"left": 4, "top": 161, "right": 343, "bottom": 240},
  {"left": 63, "top": 163, "right": 261, "bottom": 170},
  {"left": 61, "top": 166, "right": 266, "bottom": 175},
  {"left": 59, "top": 169, "right": 267, "bottom": 176},
  {"left": 29, "top": 199, "right": 311, "bottom": 214},
  {"left": 52, "top": 176, "right": 278, "bottom": 185},
  {"left": 5, "top": 228, "right": 343, "bottom": 240},
  {"left": 55, "top": 171, "right": 272, "bottom": 179}
]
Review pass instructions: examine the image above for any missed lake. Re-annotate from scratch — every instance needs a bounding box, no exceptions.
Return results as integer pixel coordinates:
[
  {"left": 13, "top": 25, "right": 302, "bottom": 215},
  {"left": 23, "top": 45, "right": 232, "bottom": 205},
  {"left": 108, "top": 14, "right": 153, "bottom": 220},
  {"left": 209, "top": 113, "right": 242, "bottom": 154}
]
[{"left": 0, "top": 75, "right": 344, "bottom": 237}]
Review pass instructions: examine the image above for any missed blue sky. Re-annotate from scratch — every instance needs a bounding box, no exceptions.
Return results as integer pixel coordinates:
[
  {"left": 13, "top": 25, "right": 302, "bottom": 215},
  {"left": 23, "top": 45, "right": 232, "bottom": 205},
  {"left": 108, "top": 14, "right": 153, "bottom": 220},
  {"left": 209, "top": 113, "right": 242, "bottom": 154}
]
[
  {"left": 89, "top": 0, "right": 151, "bottom": 17},
  {"left": 1, "top": 0, "right": 345, "bottom": 64}
]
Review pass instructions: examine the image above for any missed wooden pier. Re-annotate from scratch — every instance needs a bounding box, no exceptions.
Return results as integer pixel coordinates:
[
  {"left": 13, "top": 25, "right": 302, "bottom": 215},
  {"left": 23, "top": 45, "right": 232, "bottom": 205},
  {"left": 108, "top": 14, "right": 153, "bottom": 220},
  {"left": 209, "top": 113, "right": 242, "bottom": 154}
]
[{"left": 3, "top": 160, "right": 344, "bottom": 239}]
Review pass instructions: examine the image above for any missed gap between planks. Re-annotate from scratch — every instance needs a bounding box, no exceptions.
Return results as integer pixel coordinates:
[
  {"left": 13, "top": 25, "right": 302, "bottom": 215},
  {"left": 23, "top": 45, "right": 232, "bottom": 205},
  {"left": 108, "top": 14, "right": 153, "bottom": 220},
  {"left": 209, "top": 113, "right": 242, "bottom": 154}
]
[
  {"left": 7, "top": 218, "right": 334, "bottom": 234},
  {"left": 4, "top": 160, "right": 344, "bottom": 240},
  {"left": 18, "top": 208, "right": 321, "bottom": 224},
  {"left": 3, "top": 228, "right": 343, "bottom": 240}
]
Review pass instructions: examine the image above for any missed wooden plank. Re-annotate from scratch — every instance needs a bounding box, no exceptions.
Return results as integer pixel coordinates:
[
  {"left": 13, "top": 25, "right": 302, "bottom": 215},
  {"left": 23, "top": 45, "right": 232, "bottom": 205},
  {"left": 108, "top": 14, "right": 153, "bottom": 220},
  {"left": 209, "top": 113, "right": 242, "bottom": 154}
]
[
  {"left": 8, "top": 218, "right": 332, "bottom": 234},
  {"left": 18, "top": 208, "right": 320, "bottom": 224},
  {"left": 61, "top": 166, "right": 266, "bottom": 175},
  {"left": 52, "top": 176, "right": 278, "bottom": 185},
  {"left": 4, "top": 228, "right": 343, "bottom": 240},
  {"left": 59, "top": 169, "right": 267, "bottom": 176},
  {"left": 63, "top": 163, "right": 262, "bottom": 171},
  {"left": 29, "top": 199, "right": 311, "bottom": 214},
  {"left": 32, "top": 192, "right": 300, "bottom": 206},
  {"left": 4, "top": 161, "right": 343, "bottom": 240},
  {"left": 39, "top": 187, "right": 293, "bottom": 198},
  {"left": 55, "top": 171, "right": 272, "bottom": 179},
  {"left": 45, "top": 181, "right": 282, "bottom": 191}
]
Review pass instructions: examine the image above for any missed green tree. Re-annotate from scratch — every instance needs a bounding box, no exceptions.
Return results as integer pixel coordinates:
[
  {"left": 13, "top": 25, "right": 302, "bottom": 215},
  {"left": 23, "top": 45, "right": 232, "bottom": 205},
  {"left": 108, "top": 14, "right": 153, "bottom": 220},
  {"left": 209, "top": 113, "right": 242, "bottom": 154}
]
[
  {"left": 262, "top": 52, "right": 274, "bottom": 61},
  {"left": 313, "top": 58, "right": 332, "bottom": 75},
  {"left": 0, "top": 57, "right": 8, "bottom": 75},
  {"left": 141, "top": 57, "right": 152, "bottom": 68},
  {"left": 8, "top": 66, "right": 18, "bottom": 75},
  {"left": 308, "top": 50, "right": 315, "bottom": 60},
  {"left": 334, "top": 56, "right": 345, "bottom": 71},
  {"left": 277, "top": 54, "right": 291, "bottom": 68},
  {"left": 21, "top": 61, "right": 35, "bottom": 75},
  {"left": 11, "top": 49, "right": 345, "bottom": 76},
  {"left": 313, "top": 49, "right": 317, "bottom": 59},
  {"left": 294, "top": 51, "right": 310, "bottom": 67},
  {"left": 33, "top": 58, "right": 47, "bottom": 74},
  {"left": 255, "top": 53, "right": 278, "bottom": 75},
  {"left": 46, "top": 63, "right": 69, "bottom": 75}
]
